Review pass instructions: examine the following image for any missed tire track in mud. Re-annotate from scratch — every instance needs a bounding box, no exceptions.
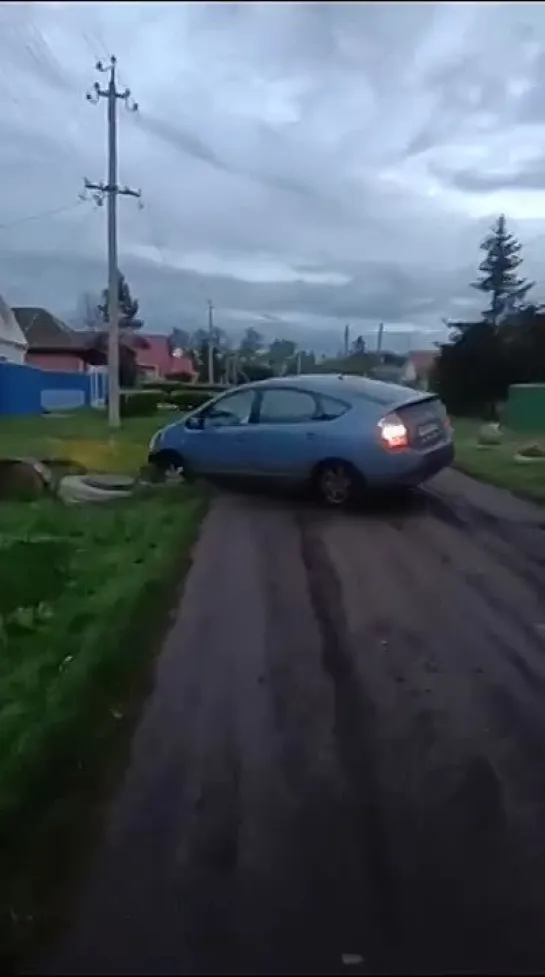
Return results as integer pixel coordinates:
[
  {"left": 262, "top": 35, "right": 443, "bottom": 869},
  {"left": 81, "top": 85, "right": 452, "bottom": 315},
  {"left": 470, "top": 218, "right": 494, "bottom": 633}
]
[
  {"left": 33, "top": 485, "right": 545, "bottom": 977},
  {"left": 296, "top": 503, "right": 503, "bottom": 972},
  {"left": 303, "top": 488, "right": 545, "bottom": 973},
  {"left": 395, "top": 492, "right": 545, "bottom": 691},
  {"left": 297, "top": 511, "right": 401, "bottom": 972},
  {"left": 407, "top": 493, "right": 545, "bottom": 798},
  {"left": 423, "top": 487, "right": 545, "bottom": 597},
  {"left": 385, "top": 489, "right": 545, "bottom": 971},
  {"left": 306, "top": 512, "right": 498, "bottom": 972}
]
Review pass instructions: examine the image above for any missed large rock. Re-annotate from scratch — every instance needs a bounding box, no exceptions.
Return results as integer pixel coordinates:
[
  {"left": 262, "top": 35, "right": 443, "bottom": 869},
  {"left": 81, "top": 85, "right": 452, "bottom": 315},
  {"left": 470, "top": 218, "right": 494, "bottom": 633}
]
[
  {"left": 478, "top": 422, "right": 503, "bottom": 447},
  {"left": 0, "top": 458, "right": 53, "bottom": 500}
]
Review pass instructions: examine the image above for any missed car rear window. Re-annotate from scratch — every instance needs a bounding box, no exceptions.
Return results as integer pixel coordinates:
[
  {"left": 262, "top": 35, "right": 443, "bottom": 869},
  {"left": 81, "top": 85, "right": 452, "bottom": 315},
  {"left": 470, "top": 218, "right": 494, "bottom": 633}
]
[{"left": 355, "top": 379, "right": 432, "bottom": 407}]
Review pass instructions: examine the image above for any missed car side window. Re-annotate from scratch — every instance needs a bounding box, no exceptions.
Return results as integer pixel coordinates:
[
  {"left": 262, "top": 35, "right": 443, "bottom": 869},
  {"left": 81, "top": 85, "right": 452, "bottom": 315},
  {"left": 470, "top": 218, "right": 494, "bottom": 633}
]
[
  {"left": 202, "top": 388, "right": 256, "bottom": 428},
  {"left": 258, "top": 389, "right": 318, "bottom": 424},
  {"left": 319, "top": 395, "right": 350, "bottom": 420}
]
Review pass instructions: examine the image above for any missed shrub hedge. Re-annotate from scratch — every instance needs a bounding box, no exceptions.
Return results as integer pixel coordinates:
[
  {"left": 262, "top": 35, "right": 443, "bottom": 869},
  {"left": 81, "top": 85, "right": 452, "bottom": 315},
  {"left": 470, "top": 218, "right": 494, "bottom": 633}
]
[
  {"left": 120, "top": 389, "right": 162, "bottom": 417},
  {"left": 168, "top": 388, "right": 215, "bottom": 411},
  {"left": 144, "top": 380, "right": 225, "bottom": 396},
  {"left": 137, "top": 380, "right": 226, "bottom": 413}
]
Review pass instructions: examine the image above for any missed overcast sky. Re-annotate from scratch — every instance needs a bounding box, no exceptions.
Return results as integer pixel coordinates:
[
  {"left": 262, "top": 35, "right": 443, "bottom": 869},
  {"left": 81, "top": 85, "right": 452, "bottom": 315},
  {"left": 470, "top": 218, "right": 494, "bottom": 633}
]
[{"left": 2, "top": 1, "right": 545, "bottom": 351}]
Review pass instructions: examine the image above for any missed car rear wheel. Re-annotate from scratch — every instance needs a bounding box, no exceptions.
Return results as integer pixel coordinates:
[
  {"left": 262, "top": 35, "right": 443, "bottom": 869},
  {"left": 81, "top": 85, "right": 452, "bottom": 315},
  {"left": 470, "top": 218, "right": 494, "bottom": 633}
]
[
  {"left": 149, "top": 450, "right": 191, "bottom": 482},
  {"left": 314, "top": 460, "right": 361, "bottom": 508}
]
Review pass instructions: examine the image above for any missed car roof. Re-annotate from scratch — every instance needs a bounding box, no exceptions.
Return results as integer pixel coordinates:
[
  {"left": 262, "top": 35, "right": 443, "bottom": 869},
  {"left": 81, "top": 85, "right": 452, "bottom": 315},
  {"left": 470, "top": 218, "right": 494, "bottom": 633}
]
[{"left": 233, "top": 373, "right": 428, "bottom": 405}]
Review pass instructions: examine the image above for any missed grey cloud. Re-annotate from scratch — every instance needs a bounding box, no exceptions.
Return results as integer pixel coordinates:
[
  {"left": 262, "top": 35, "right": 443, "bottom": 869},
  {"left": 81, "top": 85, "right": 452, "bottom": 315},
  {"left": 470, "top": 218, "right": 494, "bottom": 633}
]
[
  {"left": 135, "top": 113, "right": 232, "bottom": 175},
  {"left": 0, "top": 22, "right": 74, "bottom": 93},
  {"left": 0, "top": 242, "right": 479, "bottom": 347},
  {"left": 3, "top": 0, "right": 545, "bottom": 347},
  {"left": 136, "top": 111, "right": 331, "bottom": 208},
  {"left": 433, "top": 159, "right": 545, "bottom": 194}
]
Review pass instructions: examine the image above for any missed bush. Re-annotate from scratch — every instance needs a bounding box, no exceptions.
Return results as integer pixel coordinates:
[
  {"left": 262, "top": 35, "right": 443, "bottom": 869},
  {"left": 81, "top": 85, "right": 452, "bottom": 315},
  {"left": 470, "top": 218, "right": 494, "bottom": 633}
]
[
  {"left": 163, "top": 371, "right": 195, "bottom": 384},
  {"left": 144, "top": 380, "right": 225, "bottom": 396},
  {"left": 120, "top": 389, "right": 161, "bottom": 417},
  {"left": 193, "top": 383, "right": 226, "bottom": 393},
  {"left": 169, "top": 388, "right": 215, "bottom": 411}
]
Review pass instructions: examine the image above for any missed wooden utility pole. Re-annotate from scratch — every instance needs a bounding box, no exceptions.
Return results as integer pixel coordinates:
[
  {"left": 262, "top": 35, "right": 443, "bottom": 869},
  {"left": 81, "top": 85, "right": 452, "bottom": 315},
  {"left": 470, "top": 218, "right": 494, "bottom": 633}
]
[
  {"left": 207, "top": 299, "right": 215, "bottom": 385},
  {"left": 84, "top": 56, "right": 142, "bottom": 428}
]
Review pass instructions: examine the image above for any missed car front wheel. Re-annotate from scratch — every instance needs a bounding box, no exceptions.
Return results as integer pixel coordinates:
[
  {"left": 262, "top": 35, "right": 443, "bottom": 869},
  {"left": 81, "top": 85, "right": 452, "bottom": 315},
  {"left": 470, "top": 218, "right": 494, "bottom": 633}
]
[
  {"left": 148, "top": 450, "right": 191, "bottom": 482},
  {"left": 314, "top": 460, "right": 361, "bottom": 508}
]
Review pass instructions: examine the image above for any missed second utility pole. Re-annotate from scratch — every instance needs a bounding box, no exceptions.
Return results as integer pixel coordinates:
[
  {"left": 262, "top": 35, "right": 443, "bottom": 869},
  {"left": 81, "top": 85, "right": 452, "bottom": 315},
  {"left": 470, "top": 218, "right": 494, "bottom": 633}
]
[
  {"left": 84, "top": 56, "right": 141, "bottom": 428},
  {"left": 207, "top": 299, "right": 215, "bottom": 385}
]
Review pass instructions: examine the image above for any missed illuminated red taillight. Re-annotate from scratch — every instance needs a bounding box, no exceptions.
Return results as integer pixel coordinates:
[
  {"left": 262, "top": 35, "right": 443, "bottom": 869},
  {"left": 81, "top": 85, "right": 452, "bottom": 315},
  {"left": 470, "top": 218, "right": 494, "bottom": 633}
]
[{"left": 379, "top": 413, "right": 409, "bottom": 450}]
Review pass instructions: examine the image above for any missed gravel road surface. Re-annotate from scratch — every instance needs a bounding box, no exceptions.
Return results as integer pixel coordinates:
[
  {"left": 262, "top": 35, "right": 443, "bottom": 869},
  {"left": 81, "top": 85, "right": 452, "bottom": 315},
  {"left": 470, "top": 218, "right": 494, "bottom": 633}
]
[{"left": 41, "top": 470, "right": 545, "bottom": 975}]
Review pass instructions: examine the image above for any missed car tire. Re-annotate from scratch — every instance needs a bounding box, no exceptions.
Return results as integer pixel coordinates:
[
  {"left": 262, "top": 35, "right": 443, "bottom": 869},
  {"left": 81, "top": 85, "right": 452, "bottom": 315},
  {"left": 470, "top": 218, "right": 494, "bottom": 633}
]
[
  {"left": 150, "top": 450, "right": 192, "bottom": 482},
  {"left": 313, "top": 460, "right": 362, "bottom": 508}
]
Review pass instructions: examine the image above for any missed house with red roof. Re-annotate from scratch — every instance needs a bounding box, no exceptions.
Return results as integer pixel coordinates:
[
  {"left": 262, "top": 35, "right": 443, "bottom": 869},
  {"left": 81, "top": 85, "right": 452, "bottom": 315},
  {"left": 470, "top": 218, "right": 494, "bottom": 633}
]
[
  {"left": 135, "top": 334, "right": 196, "bottom": 381},
  {"left": 14, "top": 309, "right": 197, "bottom": 382}
]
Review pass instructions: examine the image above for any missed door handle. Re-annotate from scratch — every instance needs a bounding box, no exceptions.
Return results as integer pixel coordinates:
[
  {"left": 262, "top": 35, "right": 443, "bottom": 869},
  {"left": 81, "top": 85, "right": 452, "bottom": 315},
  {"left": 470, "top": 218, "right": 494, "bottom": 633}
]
[{"left": 305, "top": 432, "right": 316, "bottom": 440}]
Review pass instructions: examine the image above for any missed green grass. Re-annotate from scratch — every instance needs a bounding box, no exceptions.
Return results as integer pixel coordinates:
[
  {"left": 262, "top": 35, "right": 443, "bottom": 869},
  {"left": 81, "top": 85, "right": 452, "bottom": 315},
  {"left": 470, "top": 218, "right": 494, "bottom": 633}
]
[
  {"left": 0, "top": 410, "right": 161, "bottom": 474},
  {"left": 0, "top": 409, "right": 206, "bottom": 968},
  {"left": 453, "top": 418, "right": 545, "bottom": 503}
]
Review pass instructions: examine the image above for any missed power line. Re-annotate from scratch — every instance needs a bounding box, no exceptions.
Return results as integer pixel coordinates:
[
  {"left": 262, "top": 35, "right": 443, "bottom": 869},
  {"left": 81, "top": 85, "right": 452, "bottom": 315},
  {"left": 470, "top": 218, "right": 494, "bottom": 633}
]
[
  {"left": 137, "top": 200, "right": 170, "bottom": 268},
  {"left": 0, "top": 17, "right": 87, "bottom": 180},
  {"left": 83, "top": 54, "right": 142, "bottom": 429},
  {"left": 0, "top": 199, "right": 87, "bottom": 232},
  {"left": 0, "top": 202, "right": 101, "bottom": 296}
]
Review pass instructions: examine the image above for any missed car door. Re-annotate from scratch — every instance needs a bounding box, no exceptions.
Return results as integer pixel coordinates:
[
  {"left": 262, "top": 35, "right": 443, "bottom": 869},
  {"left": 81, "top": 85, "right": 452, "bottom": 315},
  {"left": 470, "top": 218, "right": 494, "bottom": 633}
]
[
  {"left": 184, "top": 387, "right": 258, "bottom": 476},
  {"left": 243, "top": 387, "right": 325, "bottom": 481}
]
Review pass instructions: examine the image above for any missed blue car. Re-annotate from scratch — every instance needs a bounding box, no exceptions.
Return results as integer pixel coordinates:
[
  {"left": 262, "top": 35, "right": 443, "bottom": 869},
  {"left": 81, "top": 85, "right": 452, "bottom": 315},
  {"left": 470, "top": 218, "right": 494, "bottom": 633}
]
[{"left": 148, "top": 374, "right": 454, "bottom": 507}]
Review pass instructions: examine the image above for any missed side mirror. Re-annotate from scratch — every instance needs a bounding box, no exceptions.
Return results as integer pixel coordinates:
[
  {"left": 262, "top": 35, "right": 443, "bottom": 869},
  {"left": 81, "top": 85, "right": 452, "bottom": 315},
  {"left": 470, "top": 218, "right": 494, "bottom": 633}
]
[{"left": 185, "top": 413, "right": 203, "bottom": 431}]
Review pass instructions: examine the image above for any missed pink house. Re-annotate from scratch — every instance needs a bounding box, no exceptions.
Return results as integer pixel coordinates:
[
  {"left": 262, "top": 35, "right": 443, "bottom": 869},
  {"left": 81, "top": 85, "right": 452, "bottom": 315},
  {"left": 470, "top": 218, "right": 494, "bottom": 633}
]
[
  {"left": 13, "top": 307, "right": 197, "bottom": 382},
  {"left": 136, "top": 334, "right": 196, "bottom": 381}
]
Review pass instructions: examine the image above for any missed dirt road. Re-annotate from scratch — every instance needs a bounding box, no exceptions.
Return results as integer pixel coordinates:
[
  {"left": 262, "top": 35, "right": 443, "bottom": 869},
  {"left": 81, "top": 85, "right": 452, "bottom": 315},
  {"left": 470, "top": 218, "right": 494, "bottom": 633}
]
[{"left": 42, "top": 470, "right": 545, "bottom": 975}]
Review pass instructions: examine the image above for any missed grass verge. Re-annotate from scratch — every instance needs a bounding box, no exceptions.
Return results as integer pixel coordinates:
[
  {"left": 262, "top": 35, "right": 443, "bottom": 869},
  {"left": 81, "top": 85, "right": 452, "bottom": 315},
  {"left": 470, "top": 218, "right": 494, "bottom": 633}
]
[
  {"left": 0, "top": 410, "right": 207, "bottom": 969},
  {"left": 0, "top": 410, "right": 161, "bottom": 473},
  {"left": 453, "top": 418, "right": 545, "bottom": 503}
]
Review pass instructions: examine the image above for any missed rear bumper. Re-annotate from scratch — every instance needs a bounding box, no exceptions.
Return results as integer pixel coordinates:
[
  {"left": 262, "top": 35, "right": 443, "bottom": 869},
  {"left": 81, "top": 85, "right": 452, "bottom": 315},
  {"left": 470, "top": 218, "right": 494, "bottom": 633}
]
[
  {"left": 414, "top": 441, "right": 455, "bottom": 481},
  {"left": 368, "top": 440, "right": 455, "bottom": 487}
]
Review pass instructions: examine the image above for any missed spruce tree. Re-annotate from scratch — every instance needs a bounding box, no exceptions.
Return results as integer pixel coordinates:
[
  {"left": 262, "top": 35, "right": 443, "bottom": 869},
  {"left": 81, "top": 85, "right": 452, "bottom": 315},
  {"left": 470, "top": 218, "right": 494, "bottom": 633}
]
[
  {"left": 98, "top": 271, "right": 142, "bottom": 329},
  {"left": 472, "top": 214, "right": 533, "bottom": 324}
]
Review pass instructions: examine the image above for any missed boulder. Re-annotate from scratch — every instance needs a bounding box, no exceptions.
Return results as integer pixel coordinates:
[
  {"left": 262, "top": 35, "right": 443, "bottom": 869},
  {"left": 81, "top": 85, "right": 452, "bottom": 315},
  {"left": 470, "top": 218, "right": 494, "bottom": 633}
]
[
  {"left": 478, "top": 423, "right": 503, "bottom": 447},
  {"left": 0, "top": 458, "right": 53, "bottom": 500}
]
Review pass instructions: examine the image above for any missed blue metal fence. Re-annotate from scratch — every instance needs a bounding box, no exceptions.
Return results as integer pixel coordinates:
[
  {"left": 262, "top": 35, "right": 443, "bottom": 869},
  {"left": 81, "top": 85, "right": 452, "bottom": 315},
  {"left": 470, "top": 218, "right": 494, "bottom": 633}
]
[{"left": 0, "top": 362, "right": 93, "bottom": 416}]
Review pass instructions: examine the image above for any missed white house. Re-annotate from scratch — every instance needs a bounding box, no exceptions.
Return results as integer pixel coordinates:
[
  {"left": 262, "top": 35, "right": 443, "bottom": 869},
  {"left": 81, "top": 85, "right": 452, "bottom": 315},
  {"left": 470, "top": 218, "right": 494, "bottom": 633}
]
[{"left": 0, "top": 293, "right": 28, "bottom": 364}]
